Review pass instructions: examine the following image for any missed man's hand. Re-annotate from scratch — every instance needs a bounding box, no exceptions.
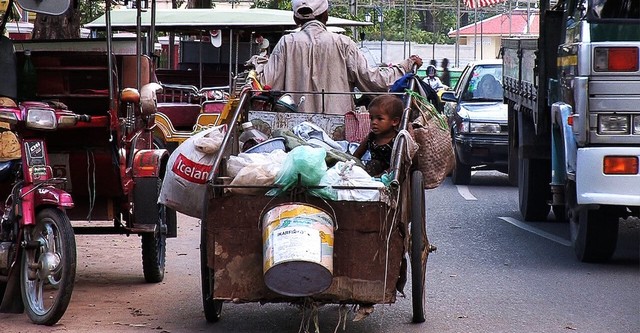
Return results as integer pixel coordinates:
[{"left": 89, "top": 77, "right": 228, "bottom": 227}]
[{"left": 410, "top": 55, "right": 423, "bottom": 68}]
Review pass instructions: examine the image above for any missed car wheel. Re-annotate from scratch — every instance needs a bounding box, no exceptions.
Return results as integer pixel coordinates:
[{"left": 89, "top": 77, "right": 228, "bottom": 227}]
[{"left": 451, "top": 147, "right": 471, "bottom": 185}]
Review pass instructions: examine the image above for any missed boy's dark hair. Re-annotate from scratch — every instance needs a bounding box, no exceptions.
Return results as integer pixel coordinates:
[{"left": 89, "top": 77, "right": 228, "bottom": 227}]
[{"left": 369, "top": 95, "right": 404, "bottom": 120}]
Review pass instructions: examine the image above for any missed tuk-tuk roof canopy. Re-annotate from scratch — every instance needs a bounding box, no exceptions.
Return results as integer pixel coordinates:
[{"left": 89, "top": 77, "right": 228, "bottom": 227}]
[{"left": 84, "top": 8, "right": 371, "bottom": 32}]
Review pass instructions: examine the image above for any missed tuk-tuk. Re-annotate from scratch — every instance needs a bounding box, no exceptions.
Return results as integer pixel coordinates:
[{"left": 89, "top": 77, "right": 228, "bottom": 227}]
[{"left": 10, "top": 1, "right": 175, "bottom": 282}]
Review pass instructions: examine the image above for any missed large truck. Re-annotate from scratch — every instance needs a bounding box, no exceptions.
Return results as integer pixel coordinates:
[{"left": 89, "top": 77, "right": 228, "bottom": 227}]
[{"left": 502, "top": 0, "right": 639, "bottom": 262}]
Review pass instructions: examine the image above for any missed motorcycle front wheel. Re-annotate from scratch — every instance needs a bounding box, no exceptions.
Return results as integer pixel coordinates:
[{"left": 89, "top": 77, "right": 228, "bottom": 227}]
[{"left": 20, "top": 208, "right": 77, "bottom": 325}]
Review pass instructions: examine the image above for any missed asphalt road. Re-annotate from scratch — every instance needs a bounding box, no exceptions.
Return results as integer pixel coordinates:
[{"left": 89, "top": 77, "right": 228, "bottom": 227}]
[{"left": 1, "top": 171, "right": 638, "bottom": 333}]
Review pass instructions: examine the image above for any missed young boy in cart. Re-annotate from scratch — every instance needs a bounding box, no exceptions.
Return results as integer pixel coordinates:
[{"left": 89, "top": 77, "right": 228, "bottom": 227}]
[{"left": 352, "top": 95, "right": 403, "bottom": 177}]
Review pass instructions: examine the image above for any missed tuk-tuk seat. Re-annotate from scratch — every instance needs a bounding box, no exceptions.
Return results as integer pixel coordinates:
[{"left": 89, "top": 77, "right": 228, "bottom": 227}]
[
  {"left": 122, "top": 55, "right": 153, "bottom": 90},
  {"left": 157, "top": 102, "right": 201, "bottom": 130}
]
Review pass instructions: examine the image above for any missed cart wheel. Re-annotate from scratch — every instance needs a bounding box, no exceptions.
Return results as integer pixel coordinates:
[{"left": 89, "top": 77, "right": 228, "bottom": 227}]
[
  {"left": 200, "top": 222, "right": 223, "bottom": 322},
  {"left": 410, "top": 170, "right": 427, "bottom": 323}
]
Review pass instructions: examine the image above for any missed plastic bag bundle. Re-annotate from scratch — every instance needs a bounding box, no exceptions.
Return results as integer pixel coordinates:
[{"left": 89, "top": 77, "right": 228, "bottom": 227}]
[
  {"left": 317, "top": 161, "right": 385, "bottom": 201},
  {"left": 227, "top": 150, "right": 287, "bottom": 178},
  {"left": 267, "top": 145, "right": 327, "bottom": 196},
  {"left": 227, "top": 150, "right": 287, "bottom": 195}
]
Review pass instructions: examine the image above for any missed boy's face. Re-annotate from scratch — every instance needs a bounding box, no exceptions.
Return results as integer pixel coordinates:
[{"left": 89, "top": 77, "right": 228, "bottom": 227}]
[{"left": 369, "top": 107, "right": 400, "bottom": 135}]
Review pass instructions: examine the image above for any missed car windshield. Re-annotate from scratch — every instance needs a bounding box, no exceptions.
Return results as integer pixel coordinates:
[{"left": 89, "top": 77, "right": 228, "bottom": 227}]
[
  {"left": 462, "top": 65, "right": 503, "bottom": 102},
  {"left": 589, "top": 0, "right": 640, "bottom": 20}
]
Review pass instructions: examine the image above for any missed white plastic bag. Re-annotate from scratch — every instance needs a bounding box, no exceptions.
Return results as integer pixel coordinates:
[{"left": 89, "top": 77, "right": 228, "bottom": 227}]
[
  {"left": 158, "top": 125, "right": 226, "bottom": 218},
  {"left": 228, "top": 162, "right": 281, "bottom": 195},
  {"left": 227, "top": 150, "right": 287, "bottom": 195},
  {"left": 226, "top": 150, "right": 286, "bottom": 178},
  {"left": 319, "top": 161, "right": 385, "bottom": 201}
]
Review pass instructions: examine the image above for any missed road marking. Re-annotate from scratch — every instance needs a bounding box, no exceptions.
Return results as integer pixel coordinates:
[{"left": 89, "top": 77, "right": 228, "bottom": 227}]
[
  {"left": 456, "top": 185, "right": 477, "bottom": 200},
  {"left": 498, "top": 217, "right": 571, "bottom": 247}
]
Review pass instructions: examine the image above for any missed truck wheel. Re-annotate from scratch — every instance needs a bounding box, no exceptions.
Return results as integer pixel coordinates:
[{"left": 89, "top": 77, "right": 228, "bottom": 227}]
[
  {"left": 507, "top": 102, "right": 519, "bottom": 186},
  {"left": 518, "top": 157, "right": 550, "bottom": 221},
  {"left": 451, "top": 149, "right": 471, "bottom": 185},
  {"left": 567, "top": 182, "right": 618, "bottom": 262}
]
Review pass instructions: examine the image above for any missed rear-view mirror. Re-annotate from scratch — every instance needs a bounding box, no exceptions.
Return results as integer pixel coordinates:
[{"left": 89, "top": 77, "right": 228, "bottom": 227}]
[
  {"left": 440, "top": 91, "right": 457, "bottom": 103},
  {"left": 16, "top": 0, "right": 70, "bottom": 16}
]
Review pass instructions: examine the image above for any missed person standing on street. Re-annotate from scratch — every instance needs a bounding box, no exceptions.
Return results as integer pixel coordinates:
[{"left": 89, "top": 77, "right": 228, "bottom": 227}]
[
  {"left": 423, "top": 65, "right": 446, "bottom": 91},
  {"left": 441, "top": 58, "right": 451, "bottom": 87},
  {"left": 260, "top": 0, "right": 423, "bottom": 115}
]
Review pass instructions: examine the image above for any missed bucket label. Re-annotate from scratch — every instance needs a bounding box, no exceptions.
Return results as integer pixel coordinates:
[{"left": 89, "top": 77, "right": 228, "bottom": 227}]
[{"left": 273, "top": 226, "right": 321, "bottom": 264}]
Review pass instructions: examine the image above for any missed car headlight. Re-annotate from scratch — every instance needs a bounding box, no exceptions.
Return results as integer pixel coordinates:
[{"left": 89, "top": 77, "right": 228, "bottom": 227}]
[
  {"left": 26, "top": 108, "right": 57, "bottom": 130},
  {"left": 633, "top": 115, "right": 640, "bottom": 135},
  {"left": 470, "top": 122, "right": 501, "bottom": 134},
  {"left": 459, "top": 119, "right": 470, "bottom": 132},
  {"left": 598, "top": 114, "right": 629, "bottom": 135}
]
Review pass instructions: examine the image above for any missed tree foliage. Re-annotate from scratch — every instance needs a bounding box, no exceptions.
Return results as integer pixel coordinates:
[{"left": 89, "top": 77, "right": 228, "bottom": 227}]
[
  {"left": 33, "top": 0, "right": 81, "bottom": 39},
  {"left": 37, "top": 0, "right": 459, "bottom": 43}
]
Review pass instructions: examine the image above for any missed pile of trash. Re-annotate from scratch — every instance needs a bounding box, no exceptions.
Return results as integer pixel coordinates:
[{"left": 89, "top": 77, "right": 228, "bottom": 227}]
[{"left": 158, "top": 121, "right": 390, "bottom": 218}]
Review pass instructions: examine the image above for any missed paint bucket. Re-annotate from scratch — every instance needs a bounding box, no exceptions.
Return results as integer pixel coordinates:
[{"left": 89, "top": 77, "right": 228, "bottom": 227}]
[{"left": 262, "top": 202, "right": 334, "bottom": 297}]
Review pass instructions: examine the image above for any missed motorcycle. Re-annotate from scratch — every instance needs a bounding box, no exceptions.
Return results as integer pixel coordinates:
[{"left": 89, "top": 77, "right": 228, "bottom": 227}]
[
  {"left": 0, "top": 97, "right": 84, "bottom": 325},
  {"left": 0, "top": 0, "right": 82, "bottom": 324}
]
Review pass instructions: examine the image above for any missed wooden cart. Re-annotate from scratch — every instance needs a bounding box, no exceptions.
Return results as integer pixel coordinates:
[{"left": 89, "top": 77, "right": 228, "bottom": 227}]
[{"left": 199, "top": 76, "right": 434, "bottom": 324}]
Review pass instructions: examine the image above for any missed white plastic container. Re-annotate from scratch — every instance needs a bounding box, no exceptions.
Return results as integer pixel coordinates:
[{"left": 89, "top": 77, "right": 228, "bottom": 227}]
[{"left": 238, "top": 121, "right": 268, "bottom": 152}]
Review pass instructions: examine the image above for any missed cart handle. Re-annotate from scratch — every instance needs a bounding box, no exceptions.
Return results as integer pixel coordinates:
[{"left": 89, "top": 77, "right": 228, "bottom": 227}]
[
  {"left": 206, "top": 87, "right": 251, "bottom": 184},
  {"left": 389, "top": 64, "right": 419, "bottom": 188}
]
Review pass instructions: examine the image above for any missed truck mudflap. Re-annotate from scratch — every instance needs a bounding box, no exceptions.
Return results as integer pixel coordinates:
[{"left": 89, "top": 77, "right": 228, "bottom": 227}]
[
  {"left": 576, "top": 147, "right": 640, "bottom": 206},
  {"left": 551, "top": 103, "right": 578, "bottom": 186}
]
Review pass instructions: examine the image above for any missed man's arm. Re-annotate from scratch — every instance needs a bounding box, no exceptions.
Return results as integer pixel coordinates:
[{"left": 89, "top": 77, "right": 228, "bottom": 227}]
[
  {"left": 347, "top": 42, "right": 422, "bottom": 92},
  {"left": 259, "top": 38, "right": 287, "bottom": 89}
]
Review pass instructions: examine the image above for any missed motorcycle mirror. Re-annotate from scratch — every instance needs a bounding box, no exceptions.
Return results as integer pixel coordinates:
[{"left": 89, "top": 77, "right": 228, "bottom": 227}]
[{"left": 15, "top": 0, "right": 71, "bottom": 16}]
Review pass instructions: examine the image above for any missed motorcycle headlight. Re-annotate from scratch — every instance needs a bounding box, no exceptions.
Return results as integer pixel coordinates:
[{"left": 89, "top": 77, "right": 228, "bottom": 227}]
[
  {"left": 26, "top": 108, "right": 57, "bottom": 130},
  {"left": 598, "top": 114, "right": 629, "bottom": 135},
  {"left": 0, "top": 111, "right": 18, "bottom": 124},
  {"left": 470, "top": 122, "right": 501, "bottom": 134}
]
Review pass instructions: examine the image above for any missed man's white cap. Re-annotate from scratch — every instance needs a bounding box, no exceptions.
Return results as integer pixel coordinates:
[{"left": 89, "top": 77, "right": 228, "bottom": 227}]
[{"left": 292, "top": 0, "right": 329, "bottom": 19}]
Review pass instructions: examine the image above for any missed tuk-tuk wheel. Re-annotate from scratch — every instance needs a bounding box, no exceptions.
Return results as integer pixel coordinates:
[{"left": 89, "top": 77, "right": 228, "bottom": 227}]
[
  {"left": 410, "top": 170, "right": 427, "bottom": 323},
  {"left": 201, "top": 221, "right": 222, "bottom": 322},
  {"left": 136, "top": 177, "right": 167, "bottom": 283}
]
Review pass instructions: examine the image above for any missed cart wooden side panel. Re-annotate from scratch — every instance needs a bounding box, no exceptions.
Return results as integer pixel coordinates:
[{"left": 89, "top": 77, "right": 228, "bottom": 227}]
[{"left": 205, "top": 194, "right": 406, "bottom": 304}]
